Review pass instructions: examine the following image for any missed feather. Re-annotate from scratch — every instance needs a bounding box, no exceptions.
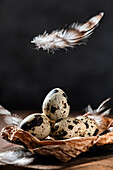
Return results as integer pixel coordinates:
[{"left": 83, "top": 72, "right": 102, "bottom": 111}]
[
  {"left": 84, "top": 98, "right": 111, "bottom": 126},
  {"left": 31, "top": 12, "right": 104, "bottom": 52},
  {"left": 101, "top": 108, "right": 111, "bottom": 116},
  {"left": 0, "top": 148, "right": 35, "bottom": 166},
  {"left": 86, "top": 105, "right": 94, "bottom": 114},
  {"left": 96, "top": 98, "right": 110, "bottom": 113},
  {"left": 86, "top": 98, "right": 111, "bottom": 116},
  {"left": 108, "top": 127, "right": 113, "bottom": 132},
  {"left": 4, "top": 114, "right": 22, "bottom": 126},
  {"left": 0, "top": 105, "right": 22, "bottom": 126},
  {"left": 0, "top": 105, "right": 11, "bottom": 115}
]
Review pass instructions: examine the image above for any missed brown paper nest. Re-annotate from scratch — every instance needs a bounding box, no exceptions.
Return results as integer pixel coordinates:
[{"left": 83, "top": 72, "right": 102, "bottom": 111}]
[{"left": 1, "top": 116, "right": 113, "bottom": 162}]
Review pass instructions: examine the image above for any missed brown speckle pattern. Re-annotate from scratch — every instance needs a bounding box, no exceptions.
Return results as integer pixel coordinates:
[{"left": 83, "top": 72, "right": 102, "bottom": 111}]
[
  {"left": 51, "top": 117, "right": 86, "bottom": 139},
  {"left": 76, "top": 116, "right": 99, "bottom": 137},
  {"left": 42, "top": 88, "right": 70, "bottom": 121},
  {"left": 19, "top": 113, "right": 51, "bottom": 140}
]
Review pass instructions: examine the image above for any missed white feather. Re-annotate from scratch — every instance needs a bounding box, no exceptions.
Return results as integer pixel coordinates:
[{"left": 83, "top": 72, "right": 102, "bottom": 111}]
[
  {"left": 0, "top": 105, "right": 22, "bottom": 126},
  {"left": 0, "top": 149, "right": 34, "bottom": 166},
  {"left": 4, "top": 115, "right": 22, "bottom": 126},
  {"left": 85, "top": 98, "right": 111, "bottom": 125},
  {"left": 0, "top": 105, "right": 11, "bottom": 115},
  {"left": 31, "top": 12, "right": 104, "bottom": 52},
  {"left": 108, "top": 127, "right": 113, "bottom": 132},
  {"left": 96, "top": 98, "right": 110, "bottom": 113}
]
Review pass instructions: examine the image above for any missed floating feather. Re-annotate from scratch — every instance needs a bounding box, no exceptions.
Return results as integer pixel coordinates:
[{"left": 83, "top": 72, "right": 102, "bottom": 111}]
[{"left": 31, "top": 12, "right": 104, "bottom": 52}]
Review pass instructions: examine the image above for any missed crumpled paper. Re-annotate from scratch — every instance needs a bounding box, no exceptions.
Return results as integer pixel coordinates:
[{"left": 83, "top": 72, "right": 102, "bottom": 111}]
[{"left": 1, "top": 122, "right": 113, "bottom": 162}]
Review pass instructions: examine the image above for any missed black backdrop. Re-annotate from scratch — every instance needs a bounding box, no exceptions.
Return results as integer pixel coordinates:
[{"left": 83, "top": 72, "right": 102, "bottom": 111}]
[{"left": 0, "top": 0, "right": 113, "bottom": 112}]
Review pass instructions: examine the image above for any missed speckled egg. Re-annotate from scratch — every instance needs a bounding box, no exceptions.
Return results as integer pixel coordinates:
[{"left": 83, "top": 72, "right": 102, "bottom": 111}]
[
  {"left": 76, "top": 116, "right": 99, "bottom": 137},
  {"left": 19, "top": 113, "right": 51, "bottom": 140},
  {"left": 51, "top": 117, "right": 86, "bottom": 139},
  {"left": 42, "top": 88, "right": 70, "bottom": 121}
]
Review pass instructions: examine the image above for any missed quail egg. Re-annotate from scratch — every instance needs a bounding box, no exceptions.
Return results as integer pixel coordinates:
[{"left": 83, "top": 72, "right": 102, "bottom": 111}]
[
  {"left": 42, "top": 88, "right": 70, "bottom": 121},
  {"left": 19, "top": 113, "right": 51, "bottom": 140},
  {"left": 51, "top": 117, "right": 86, "bottom": 139},
  {"left": 76, "top": 116, "right": 99, "bottom": 137}
]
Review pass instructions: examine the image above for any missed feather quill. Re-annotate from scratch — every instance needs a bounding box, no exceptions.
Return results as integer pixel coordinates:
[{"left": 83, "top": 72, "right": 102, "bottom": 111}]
[{"left": 31, "top": 12, "right": 104, "bottom": 52}]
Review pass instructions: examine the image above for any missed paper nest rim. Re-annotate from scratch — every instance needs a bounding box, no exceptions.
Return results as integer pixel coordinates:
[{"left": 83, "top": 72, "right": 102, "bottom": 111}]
[{"left": 1, "top": 121, "right": 113, "bottom": 162}]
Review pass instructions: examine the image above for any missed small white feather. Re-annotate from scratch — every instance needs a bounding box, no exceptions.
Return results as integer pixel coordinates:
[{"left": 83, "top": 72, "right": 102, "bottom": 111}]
[
  {"left": 86, "top": 105, "right": 94, "bottom": 114},
  {"left": 101, "top": 109, "right": 111, "bottom": 116},
  {"left": 0, "top": 105, "right": 11, "bottom": 115},
  {"left": 108, "top": 127, "right": 113, "bottom": 132},
  {"left": 96, "top": 98, "right": 110, "bottom": 113},
  {"left": 0, "top": 105, "right": 22, "bottom": 126},
  {"left": 85, "top": 98, "right": 111, "bottom": 125},
  {"left": 4, "top": 115, "right": 22, "bottom": 126},
  {"left": 0, "top": 149, "right": 34, "bottom": 166},
  {"left": 86, "top": 98, "right": 111, "bottom": 116}
]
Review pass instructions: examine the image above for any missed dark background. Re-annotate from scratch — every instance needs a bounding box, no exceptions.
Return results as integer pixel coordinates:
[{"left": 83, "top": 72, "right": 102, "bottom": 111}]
[{"left": 0, "top": 0, "right": 113, "bottom": 113}]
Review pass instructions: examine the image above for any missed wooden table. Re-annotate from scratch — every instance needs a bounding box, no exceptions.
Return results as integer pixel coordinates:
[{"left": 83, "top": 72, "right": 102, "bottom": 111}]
[{"left": 0, "top": 111, "right": 113, "bottom": 170}]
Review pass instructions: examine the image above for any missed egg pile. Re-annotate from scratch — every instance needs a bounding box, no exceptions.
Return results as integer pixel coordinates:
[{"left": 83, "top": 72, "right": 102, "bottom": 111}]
[{"left": 19, "top": 88, "right": 99, "bottom": 140}]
